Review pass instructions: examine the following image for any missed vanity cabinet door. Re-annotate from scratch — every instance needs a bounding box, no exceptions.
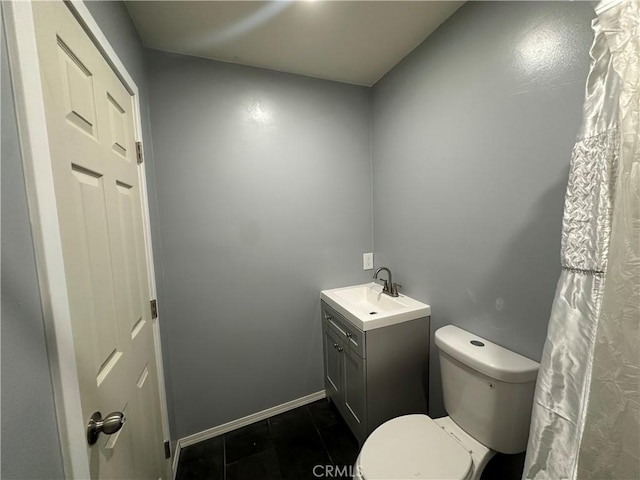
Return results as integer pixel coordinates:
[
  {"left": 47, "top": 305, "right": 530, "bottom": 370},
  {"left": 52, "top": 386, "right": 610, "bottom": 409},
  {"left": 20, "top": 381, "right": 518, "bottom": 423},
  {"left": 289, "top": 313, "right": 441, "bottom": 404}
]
[
  {"left": 343, "top": 348, "right": 366, "bottom": 441},
  {"left": 323, "top": 321, "right": 343, "bottom": 403},
  {"left": 321, "top": 301, "right": 368, "bottom": 443}
]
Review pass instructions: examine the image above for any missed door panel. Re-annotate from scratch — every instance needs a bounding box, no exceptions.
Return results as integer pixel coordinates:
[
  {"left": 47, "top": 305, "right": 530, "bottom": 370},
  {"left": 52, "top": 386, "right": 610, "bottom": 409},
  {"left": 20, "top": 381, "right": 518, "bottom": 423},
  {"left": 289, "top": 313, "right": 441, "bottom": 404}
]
[
  {"left": 344, "top": 349, "right": 366, "bottom": 438},
  {"left": 344, "top": 351, "right": 365, "bottom": 423},
  {"left": 31, "top": 2, "right": 167, "bottom": 478},
  {"left": 324, "top": 323, "right": 343, "bottom": 400}
]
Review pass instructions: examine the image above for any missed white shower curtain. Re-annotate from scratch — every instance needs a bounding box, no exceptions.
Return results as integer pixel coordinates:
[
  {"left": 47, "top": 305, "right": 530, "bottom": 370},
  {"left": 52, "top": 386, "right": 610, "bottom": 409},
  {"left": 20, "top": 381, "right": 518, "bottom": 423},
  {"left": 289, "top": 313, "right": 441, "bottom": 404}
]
[{"left": 523, "top": 1, "right": 639, "bottom": 479}]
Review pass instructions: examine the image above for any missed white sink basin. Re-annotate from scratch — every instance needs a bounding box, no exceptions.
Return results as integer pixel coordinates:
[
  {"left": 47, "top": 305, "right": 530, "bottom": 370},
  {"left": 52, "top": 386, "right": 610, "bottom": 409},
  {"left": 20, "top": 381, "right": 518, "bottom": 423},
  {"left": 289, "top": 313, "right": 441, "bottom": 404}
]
[{"left": 321, "top": 282, "right": 431, "bottom": 331}]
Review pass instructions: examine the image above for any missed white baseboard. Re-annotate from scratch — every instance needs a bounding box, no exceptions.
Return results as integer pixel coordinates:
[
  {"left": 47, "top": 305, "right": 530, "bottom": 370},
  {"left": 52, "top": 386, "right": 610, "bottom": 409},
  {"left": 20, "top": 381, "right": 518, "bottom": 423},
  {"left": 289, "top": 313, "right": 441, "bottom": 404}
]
[{"left": 176, "top": 390, "right": 327, "bottom": 456}]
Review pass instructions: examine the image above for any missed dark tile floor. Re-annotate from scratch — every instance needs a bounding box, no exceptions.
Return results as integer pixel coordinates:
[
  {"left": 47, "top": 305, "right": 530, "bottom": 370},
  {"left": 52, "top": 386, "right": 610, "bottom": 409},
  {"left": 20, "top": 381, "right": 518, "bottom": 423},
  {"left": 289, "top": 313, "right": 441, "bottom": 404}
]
[{"left": 176, "top": 399, "right": 360, "bottom": 480}]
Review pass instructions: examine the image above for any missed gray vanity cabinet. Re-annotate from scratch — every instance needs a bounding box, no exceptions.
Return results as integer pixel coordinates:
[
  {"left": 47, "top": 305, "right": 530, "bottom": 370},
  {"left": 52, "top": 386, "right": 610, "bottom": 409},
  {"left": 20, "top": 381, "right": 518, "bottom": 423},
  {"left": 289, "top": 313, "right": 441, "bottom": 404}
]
[{"left": 321, "top": 301, "right": 430, "bottom": 444}]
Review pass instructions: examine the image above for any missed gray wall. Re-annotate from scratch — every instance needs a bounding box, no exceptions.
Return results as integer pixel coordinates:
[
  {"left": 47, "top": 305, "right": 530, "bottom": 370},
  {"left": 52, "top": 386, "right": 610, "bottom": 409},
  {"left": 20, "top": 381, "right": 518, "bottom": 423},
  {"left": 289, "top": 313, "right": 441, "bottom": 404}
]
[
  {"left": 371, "top": 1, "right": 595, "bottom": 417},
  {"left": 1, "top": 2, "right": 157, "bottom": 477},
  {"left": 1, "top": 16, "right": 65, "bottom": 479},
  {"left": 145, "top": 49, "right": 373, "bottom": 439}
]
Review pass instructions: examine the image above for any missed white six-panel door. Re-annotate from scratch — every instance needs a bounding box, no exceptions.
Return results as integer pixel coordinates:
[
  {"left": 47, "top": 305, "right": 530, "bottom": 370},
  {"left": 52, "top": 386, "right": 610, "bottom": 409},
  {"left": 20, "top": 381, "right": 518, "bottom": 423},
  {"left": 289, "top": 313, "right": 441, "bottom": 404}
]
[{"left": 30, "top": 2, "right": 167, "bottom": 477}]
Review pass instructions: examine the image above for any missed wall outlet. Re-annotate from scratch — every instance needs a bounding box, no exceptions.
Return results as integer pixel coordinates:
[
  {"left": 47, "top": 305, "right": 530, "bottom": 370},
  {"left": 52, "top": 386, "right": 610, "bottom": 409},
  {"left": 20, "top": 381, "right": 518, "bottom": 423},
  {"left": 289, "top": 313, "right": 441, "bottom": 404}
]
[{"left": 363, "top": 252, "right": 374, "bottom": 270}]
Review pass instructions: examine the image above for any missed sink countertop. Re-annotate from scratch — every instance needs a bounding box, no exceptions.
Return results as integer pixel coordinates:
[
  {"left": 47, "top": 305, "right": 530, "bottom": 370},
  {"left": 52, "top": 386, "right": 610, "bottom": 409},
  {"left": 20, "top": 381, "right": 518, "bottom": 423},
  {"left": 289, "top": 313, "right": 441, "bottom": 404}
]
[{"left": 321, "top": 282, "right": 431, "bottom": 331}]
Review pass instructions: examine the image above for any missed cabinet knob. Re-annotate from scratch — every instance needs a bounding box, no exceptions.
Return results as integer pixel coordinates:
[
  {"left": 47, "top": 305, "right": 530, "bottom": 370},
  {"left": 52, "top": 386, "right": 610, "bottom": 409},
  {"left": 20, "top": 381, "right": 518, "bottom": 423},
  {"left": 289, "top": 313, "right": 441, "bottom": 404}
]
[
  {"left": 346, "top": 332, "right": 353, "bottom": 339},
  {"left": 337, "top": 346, "right": 344, "bottom": 352},
  {"left": 324, "top": 314, "right": 332, "bottom": 321},
  {"left": 333, "top": 343, "right": 339, "bottom": 349}
]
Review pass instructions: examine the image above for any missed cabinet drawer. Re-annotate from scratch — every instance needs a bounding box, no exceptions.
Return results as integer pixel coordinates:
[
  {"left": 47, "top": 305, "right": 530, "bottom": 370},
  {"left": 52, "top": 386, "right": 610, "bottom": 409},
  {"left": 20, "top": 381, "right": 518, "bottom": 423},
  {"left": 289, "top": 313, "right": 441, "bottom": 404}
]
[{"left": 322, "top": 302, "right": 366, "bottom": 358}]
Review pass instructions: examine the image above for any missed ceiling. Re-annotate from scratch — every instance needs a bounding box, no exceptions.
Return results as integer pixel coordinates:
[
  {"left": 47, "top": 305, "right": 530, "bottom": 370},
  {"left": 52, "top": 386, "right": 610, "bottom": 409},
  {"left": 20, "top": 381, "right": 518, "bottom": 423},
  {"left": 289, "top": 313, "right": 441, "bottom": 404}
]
[{"left": 125, "top": 1, "right": 464, "bottom": 86}]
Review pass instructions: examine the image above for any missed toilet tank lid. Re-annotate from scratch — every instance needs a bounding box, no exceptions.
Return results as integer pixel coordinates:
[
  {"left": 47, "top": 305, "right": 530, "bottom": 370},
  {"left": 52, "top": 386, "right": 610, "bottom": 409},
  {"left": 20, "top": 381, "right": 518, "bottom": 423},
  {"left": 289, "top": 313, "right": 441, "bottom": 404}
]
[{"left": 435, "top": 325, "right": 539, "bottom": 383}]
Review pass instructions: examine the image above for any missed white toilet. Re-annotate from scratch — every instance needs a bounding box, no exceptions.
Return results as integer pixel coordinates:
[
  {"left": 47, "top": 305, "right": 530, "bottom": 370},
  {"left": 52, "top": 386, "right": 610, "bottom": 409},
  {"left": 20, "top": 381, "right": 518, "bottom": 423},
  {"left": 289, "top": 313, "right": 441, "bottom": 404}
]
[{"left": 353, "top": 325, "right": 539, "bottom": 480}]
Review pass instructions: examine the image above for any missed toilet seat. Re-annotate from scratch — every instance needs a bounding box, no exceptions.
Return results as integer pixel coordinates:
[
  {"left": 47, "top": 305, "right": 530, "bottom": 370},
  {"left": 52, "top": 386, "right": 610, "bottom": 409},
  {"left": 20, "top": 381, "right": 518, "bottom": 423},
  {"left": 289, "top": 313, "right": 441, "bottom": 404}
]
[{"left": 357, "top": 415, "right": 472, "bottom": 480}]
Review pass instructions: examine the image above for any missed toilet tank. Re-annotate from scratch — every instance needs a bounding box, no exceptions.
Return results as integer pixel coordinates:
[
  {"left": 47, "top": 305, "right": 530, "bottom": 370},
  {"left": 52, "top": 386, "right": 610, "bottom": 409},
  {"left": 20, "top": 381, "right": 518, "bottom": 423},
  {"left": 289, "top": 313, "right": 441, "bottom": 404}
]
[{"left": 435, "top": 325, "right": 539, "bottom": 454}]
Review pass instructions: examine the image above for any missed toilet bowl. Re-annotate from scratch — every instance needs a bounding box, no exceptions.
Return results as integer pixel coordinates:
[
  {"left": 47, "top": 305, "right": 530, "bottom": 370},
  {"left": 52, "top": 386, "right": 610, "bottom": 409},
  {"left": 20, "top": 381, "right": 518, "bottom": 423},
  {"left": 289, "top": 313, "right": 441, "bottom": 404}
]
[{"left": 353, "top": 325, "right": 539, "bottom": 480}]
